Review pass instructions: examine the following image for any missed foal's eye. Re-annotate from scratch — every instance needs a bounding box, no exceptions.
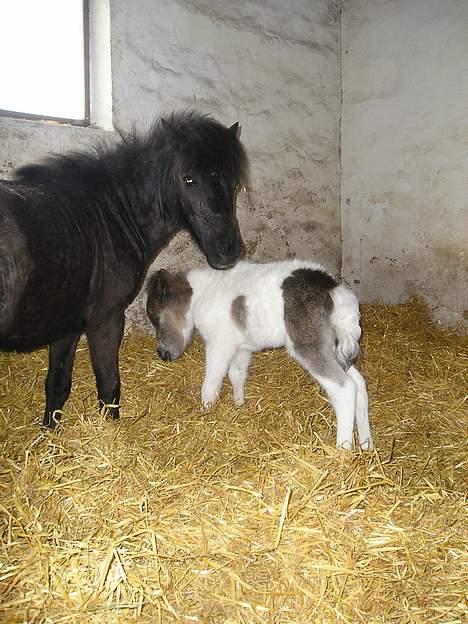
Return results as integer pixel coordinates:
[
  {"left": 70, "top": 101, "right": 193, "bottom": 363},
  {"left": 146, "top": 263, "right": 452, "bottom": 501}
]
[{"left": 183, "top": 176, "right": 194, "bottom": 186}]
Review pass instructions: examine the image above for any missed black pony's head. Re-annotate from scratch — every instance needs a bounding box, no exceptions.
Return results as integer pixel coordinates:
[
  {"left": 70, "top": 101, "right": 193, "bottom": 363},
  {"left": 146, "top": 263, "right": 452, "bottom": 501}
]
[{"left": 158, "top": 112, "right": 249, "bottom": 270}]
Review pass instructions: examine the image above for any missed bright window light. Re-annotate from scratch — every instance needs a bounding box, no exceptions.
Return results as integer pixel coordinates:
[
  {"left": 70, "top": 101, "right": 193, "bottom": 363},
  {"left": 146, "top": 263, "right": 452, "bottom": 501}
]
[{"left": 0, "top": 0, "right": 87, "bottom": 121}]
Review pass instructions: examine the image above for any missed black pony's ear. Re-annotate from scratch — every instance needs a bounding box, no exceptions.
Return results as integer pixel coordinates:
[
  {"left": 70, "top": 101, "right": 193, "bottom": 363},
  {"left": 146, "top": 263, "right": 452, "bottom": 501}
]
[
  {"left": 148, "top": 269, "right": 170, "bottom": 302},
  {"left": 229, "top": 122, "right": 240, "bottom": 138}
]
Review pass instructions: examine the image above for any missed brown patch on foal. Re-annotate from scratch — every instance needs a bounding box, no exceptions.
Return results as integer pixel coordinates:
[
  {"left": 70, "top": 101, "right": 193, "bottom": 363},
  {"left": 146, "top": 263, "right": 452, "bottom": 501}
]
[
  {"left": 146, "top": 270, "right": 193, "bottom": 321},
  {"left": 282, "top": 268, "right": 342, "bottom": 380},
  {"left": 146, "top": 270, "right": 193, "bottom": 360},
  {"left": 231, "top": 295, "right": 247, "bottom": 329}
]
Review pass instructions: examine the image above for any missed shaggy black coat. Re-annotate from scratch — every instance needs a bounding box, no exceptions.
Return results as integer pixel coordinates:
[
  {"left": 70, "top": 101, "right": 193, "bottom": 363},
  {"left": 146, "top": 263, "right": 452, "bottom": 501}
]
[{"left": 0, "top": 110, "right": 248, "bottom": 427}]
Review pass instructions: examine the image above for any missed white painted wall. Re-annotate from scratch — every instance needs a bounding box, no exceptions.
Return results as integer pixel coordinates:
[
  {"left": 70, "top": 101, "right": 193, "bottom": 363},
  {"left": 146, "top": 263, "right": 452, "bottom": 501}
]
[
  {"left": 109, "top": 0, "right": 342, "bottom": 326},
  {"left": 0, "top": 0, "right": 341, "bottom": 327},
  {"left": 341, "top": 0, "right": 468, "bottom": 329},
  {"left": 1, "top": 0, "right": 466, "bottom": 329},
  {"left": 110, "top": 0, "right": 341, "bottom": 272}
]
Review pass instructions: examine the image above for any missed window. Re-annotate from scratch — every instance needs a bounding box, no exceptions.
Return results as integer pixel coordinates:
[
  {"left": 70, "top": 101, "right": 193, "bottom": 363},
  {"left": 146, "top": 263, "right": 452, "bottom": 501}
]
[{"left": 0, "top": 0, "right": 89, "bottom": 124}]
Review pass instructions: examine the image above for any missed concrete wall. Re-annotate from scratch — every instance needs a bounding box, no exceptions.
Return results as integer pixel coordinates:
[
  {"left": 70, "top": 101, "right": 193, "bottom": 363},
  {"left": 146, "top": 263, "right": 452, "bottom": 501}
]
[
  {"left": 110, "top": 0, "right": 342, "bottom": 326},
  {"left": 0, "top": 0, "right": 341, "bottom": 328},
  {"left": 341, "top": 0, "right": 468, "bottom": 329},
  {"left": 111, "top": 0, "right": 341, "bottom": 270},
  {"left": 1, "top": 0, "right": 466, "bottom": 329}
]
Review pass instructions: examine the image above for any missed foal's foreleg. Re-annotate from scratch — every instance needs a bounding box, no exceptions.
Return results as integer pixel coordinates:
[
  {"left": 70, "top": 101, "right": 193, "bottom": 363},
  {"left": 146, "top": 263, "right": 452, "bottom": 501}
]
[
  {"left": 87, "top": 313, "right": 125, "bottom": 420},
  {"left": 228, "top": 349, "right": 252, "bottom": 406},
  {"left": 201, "top": 341, "right": 236, "bottom": 408},
  {"left": 43, "top": 333, "right": 80, "bottom": 428}
]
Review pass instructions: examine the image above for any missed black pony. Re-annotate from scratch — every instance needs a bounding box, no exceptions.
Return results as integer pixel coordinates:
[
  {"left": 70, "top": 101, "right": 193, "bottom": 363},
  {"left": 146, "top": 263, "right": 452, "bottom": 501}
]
[{"left": 0, "top": 110, "right": 248, "bottom": 428}]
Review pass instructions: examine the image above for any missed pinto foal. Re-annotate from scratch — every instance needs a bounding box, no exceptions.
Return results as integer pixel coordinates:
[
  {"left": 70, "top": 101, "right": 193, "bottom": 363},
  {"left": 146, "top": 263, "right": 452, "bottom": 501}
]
[{"left": 146, "top": 260, "right": 373, "bottom": 450}]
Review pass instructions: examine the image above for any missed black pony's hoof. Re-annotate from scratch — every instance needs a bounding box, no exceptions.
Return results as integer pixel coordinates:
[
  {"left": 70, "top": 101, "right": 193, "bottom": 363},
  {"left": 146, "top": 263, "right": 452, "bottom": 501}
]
[
  {"left": 98, "top": 401, "right": 120, "bottom": 422},
  {"left": 108, "top": 408, "right": 120, "bottom": 422},
  {"left": 42, "top": 410, "right": 62, "bottom": 429}
]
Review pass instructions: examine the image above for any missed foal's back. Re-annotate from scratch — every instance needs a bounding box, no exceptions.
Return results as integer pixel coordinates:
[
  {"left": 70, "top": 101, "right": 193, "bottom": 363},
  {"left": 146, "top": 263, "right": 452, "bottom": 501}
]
[{"left": 189, "top": 259, "right": 336, "bottom": 350}]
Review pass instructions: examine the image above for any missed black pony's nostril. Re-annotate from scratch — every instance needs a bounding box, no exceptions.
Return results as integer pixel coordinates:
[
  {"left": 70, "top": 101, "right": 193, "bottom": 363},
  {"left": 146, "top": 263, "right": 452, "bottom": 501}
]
[{"left": 209, "top": 240, "right": 245, "bottom": 270}]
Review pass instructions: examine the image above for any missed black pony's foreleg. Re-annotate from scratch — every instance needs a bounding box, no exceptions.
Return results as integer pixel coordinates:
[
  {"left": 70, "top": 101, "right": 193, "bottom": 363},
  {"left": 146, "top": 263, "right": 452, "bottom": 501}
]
[
  {"left": 43, "top": 334, "right": 80, "bottom": 428},
  {"left": 86, "top": 312, "right": 125, "bottom": 421}
]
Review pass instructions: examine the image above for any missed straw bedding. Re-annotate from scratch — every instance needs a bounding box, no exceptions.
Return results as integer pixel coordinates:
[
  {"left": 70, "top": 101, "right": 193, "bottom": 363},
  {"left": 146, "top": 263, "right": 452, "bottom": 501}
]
[{"left": 0, "top": 299, "right": 466, "bottom": 623}]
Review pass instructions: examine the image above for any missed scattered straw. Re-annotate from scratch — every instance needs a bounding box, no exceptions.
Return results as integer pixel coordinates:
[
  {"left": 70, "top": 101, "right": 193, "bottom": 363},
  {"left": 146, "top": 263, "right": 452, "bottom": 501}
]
[{"left": 0, "top": 299, "right": 467, "bottom": 623}]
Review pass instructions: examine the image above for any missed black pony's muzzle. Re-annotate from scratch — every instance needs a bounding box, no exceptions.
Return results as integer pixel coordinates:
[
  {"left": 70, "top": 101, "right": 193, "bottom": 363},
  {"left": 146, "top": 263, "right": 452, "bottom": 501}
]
[
  {"left": 209, "top": 258, "right": 238, "bottom": 270},
  {"left": 207, "top": 239, "right": 245, "bottom": 270}
]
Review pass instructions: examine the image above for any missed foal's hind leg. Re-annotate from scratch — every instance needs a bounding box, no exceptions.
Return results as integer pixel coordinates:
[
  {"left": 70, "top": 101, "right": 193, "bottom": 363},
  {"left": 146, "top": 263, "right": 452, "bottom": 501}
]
[
  {"left": 290, "top": 347, "right": 357, "bottom": 450},
  {"left": 86, "top": 312, "right": 125, "bottom": 421},
  {"left": 347, "top": 365, "right": 373, "bottom": 450},
  {"left": 43, "top": 333, "right": 80, "bottom": 428}
]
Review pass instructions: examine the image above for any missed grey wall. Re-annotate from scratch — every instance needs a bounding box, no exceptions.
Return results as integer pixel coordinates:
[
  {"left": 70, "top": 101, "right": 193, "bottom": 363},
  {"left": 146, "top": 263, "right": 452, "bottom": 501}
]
[
  {"left": 0, "top": 0, "right": 341, "bottom": 328},
  {"left": 1, "top": 0, "right": 466, "bottom": 329},
  {"left": 111, "top": 0, "right": 341, "bottom": 267},
  {"left": 110, "top": 0, "right": 342, "bottom": 326},
  {"left": 341, "top": 0, "right": 468, "bottom": 329}
]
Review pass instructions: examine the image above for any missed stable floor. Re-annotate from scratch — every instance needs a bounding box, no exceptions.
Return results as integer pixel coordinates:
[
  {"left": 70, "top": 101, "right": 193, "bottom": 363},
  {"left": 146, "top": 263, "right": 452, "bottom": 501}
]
[{"left": 0, "top": 301, "right": 467, "bottom": 623}]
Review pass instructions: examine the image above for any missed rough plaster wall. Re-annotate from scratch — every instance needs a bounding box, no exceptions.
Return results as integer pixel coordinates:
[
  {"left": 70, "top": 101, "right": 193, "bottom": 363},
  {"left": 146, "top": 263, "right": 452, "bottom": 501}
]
[
  {"left": 0, "top": 0, "right": 341, "bottom": 330},
  {"left": 1, "top": 1, "right": 466, "bottom": 330},
  {"left": 110, "top": 0, "right": 341, "bottom": 326},
  {"left": 0, "top": 120, "right": 109, "bottom": 179},
  {"left": 341, "top": 0, "right": 468, "bottom": 329}
]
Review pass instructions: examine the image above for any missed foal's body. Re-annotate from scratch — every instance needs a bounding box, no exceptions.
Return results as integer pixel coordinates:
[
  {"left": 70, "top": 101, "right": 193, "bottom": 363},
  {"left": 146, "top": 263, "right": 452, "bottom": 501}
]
[{"left": 147, "top": 260, "right": 373, "bottom": 450}]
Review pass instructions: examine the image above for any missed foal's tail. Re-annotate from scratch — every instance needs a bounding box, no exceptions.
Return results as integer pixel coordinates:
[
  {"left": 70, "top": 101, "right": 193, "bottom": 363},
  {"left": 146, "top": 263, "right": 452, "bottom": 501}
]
[{"left": 329, "top": 284, "right": 361, "bottom": 370}]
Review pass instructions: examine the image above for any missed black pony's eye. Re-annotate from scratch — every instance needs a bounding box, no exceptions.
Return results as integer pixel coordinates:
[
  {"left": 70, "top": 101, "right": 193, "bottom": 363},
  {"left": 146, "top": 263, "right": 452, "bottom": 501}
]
[{"left": 183, "top": 176, "right": 194, "bottom": 186}]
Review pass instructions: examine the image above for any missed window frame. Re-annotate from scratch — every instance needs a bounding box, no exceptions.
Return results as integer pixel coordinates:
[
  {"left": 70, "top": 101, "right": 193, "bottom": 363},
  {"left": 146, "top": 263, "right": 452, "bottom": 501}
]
[{"left": 0, "top": 0, "right": 90, "bottom": 127}]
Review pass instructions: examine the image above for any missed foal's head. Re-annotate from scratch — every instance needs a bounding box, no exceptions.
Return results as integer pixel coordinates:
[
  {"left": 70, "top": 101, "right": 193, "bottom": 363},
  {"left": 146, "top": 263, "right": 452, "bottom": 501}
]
[{"left": 146, "top": 270, "right": 193, "bottom": 361}]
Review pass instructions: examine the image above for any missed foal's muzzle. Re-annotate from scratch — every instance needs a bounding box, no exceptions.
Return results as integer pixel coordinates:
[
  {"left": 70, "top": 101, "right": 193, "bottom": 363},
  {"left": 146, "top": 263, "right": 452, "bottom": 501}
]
[{"left": 157, "top": 348, "right": 174, "bottom": 362}]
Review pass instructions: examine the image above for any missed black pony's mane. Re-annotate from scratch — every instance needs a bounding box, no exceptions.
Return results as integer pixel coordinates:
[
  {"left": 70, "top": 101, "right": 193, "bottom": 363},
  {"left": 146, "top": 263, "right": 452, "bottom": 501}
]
[
  {"left": 11, "top": 110, "right": 249, "bottom": 263},
  {"left": 14, "top": 110, "right": 249, "bottom": 188}
]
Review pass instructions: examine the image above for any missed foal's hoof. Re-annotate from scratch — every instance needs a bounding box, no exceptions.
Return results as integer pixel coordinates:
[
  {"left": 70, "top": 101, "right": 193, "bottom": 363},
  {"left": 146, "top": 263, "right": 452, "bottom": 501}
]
[{"left": 359, "top": 439, "right": 374, "bottom": 451}]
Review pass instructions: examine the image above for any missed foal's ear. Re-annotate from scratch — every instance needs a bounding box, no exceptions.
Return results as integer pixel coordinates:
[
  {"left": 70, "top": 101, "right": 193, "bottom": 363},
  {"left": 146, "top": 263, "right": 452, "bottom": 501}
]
[
  {"left": 148, "top": 269, "right": 171, "bottom": 302},
  {"left": 229, "top": 122, "right": 240, "bottom": 138}
]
